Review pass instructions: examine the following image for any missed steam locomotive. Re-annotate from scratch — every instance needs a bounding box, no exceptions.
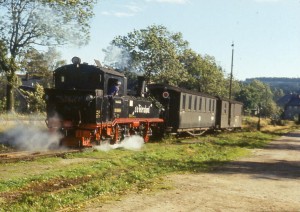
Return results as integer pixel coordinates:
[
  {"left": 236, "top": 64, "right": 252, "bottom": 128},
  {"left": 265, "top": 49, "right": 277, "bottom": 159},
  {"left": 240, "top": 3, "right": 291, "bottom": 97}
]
[{"left": 45, "top": 57, "right": 242, "bottom": 147}]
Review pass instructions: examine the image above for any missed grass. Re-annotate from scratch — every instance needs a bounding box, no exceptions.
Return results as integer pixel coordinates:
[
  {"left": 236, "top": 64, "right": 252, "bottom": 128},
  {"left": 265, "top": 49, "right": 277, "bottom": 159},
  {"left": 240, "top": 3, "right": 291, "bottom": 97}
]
[{"left": 0, "top": 116, "right": 298, "bottom": 211}]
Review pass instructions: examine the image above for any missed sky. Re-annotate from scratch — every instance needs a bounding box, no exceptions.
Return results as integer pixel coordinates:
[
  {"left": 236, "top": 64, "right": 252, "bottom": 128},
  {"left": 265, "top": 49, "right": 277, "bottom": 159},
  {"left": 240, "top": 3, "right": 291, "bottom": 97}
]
[{"left": 59, "top": 0, "right": 300, "bottom": 81}]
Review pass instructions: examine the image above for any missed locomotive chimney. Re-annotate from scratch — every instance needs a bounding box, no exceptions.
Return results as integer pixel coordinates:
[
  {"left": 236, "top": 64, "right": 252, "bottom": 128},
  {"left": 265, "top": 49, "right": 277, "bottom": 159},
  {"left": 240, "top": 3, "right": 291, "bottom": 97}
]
[
  {"left": 71, "top": 56, "right": 81, "bottom": 68},
  {"left": 136, "top": 76, "right": 146, "bottom": 97}
]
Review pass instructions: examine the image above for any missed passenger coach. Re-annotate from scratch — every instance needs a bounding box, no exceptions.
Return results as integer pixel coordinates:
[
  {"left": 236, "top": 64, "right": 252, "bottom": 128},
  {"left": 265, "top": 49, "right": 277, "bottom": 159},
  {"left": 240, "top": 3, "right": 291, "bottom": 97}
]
[
  {"left": 216, "top": 97, "right": 243, "bottom": 130},
  {"left": 148, "top": 84, "right": 218, "bottom": 135}
]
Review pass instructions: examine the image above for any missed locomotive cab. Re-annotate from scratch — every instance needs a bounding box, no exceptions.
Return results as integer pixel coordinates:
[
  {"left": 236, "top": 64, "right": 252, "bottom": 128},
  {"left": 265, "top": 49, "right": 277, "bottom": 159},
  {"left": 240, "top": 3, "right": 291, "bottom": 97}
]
[{"left": 53, "top": 57, "right": 127, "bottom": 94}]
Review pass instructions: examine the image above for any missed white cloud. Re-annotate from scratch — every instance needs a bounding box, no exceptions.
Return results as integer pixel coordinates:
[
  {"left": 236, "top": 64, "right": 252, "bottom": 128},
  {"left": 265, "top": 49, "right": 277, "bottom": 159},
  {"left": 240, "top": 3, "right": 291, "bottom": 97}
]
[
  {"left": 100, "top": 0, "right": 190, "bottom": 18},
  {"left": 101, "top": 11, "right": 135, "bottom": 17},
  {"left": 101, "top": 3, "right": 142, "bottom": 18},
  {"left": 146, "top": 0, "right": 189, "bottom": 4},
  {"left": 124, "top": 4, "right": 143, "bottom": 13},
  {"left": 254, "top": 0, "right": 282, "bottom": 2}
]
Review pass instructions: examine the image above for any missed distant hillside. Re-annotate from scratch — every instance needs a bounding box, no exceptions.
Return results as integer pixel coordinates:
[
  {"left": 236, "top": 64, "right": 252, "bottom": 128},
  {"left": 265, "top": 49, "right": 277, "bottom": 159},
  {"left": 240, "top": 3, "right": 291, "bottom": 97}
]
[{"left": 245, "top": 77, "right": 300, "bottom": 94}]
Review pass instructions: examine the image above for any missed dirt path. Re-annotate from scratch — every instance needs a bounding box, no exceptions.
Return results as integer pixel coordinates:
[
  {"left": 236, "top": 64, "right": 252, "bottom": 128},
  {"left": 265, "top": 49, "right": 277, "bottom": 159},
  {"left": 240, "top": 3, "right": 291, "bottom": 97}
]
[{"left": 86, "top": 131, "right": 300, "bottom": 212}]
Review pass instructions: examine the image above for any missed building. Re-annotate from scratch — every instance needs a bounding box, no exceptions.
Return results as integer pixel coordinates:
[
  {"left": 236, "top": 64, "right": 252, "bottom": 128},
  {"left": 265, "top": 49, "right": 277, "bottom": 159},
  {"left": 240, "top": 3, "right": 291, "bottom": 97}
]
[
  {"left": 282, "top": 94, "right": 300, "bottom": 121},
  {"left": 15, "top": 73, "right": 43, "bottom": 112}
]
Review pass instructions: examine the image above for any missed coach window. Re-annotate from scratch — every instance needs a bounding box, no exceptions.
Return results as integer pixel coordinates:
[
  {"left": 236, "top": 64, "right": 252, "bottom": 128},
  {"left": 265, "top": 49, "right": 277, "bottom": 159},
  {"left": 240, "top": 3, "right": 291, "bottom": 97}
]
[
  {"left": 204, "top": 98, "right": 207, "bottom": 112},
  {"left": 212, "top": 100, "right": 215, "bottom": 112},
  {"left": 194, "top": 97, "right": 198, "bottom": 111},
  {"left": 199, "top": 97, "right": 202, "bottom": 111},
  {"left": 61, "top": 76, "right": 65, "bottom": 83},
  {"left": 224, "top": 103, "right": 227, "bottom": 114},
  {"left": 182, "top": 94, "right": 186, "bottom": 110},
  {"left": 188, "top": 95, "right": 192, "bottom": 110}
]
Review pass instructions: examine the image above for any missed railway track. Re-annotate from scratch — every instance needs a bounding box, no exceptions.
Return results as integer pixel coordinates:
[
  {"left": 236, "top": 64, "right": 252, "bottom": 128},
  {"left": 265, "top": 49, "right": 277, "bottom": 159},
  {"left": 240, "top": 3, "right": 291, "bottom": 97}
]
[{"left": 0, "top": 149, "right": 81, "bottom": 163}]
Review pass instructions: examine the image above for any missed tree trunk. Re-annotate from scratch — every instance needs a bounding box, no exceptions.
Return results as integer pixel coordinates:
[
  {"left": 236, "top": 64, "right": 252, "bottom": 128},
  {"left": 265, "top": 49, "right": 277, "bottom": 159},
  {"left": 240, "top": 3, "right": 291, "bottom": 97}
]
[{"left": 6, "top": 77, "right": 15, "bottom": 112}]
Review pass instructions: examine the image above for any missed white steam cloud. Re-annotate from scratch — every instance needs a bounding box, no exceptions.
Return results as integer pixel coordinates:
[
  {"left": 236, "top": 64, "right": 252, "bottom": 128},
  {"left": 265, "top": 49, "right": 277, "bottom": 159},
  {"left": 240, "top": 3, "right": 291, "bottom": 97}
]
[
  {"left": 1, "top": 126, "right": 62, "bottom": 151},
  {"left": 95, "top": 135, "right": 144, "bottom": 152},
  {"left": 103, "top": 45, "right": 131, "bottom": 70}
]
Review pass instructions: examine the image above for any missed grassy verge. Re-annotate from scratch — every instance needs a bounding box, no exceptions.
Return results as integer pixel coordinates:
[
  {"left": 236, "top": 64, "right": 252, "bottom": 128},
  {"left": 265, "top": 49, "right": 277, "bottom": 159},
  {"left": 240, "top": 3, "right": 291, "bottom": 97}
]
[
  {"left": 0, "top": 116, "right": 298, "bottom": 211},
  {"left": 0, "top": 128, "right": 290, "bottom": 211}
]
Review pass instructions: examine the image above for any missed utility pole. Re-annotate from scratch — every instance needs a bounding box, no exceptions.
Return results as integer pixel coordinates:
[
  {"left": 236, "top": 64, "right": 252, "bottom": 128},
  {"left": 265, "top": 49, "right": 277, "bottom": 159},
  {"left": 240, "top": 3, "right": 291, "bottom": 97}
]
[{"left": 229, "top": 42, "right": 234, "bottom": 99}]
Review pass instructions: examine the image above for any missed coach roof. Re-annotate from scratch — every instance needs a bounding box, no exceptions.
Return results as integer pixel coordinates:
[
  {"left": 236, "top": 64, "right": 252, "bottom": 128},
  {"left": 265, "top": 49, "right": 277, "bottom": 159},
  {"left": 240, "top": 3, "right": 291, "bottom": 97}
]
[{"left": 148, "top": 83, "right": 217, "bottom": 99}]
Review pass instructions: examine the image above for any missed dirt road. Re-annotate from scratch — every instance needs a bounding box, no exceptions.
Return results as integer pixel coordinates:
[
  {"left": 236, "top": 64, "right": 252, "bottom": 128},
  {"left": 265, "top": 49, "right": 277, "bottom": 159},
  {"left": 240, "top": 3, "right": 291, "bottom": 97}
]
[{"left": 87, "top": 131, "right": 300, "bottom": 212}]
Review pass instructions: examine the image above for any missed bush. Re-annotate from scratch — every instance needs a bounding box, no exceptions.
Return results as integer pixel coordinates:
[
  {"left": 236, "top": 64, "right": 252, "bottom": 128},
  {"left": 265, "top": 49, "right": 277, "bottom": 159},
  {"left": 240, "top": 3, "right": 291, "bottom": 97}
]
[{"left": 20, "top": 84, "right": 45, "bottom": 113}]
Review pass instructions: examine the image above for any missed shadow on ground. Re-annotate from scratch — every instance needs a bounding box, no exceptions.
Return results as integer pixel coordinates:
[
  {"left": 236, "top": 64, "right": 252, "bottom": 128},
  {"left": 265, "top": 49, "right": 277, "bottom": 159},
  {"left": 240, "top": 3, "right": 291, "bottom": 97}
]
[
  {"left": 214, "top": 160, "right": 300, "bottom": 179},
  {"left": 212, "top": 131, "right": 300, "bottom": 179}
]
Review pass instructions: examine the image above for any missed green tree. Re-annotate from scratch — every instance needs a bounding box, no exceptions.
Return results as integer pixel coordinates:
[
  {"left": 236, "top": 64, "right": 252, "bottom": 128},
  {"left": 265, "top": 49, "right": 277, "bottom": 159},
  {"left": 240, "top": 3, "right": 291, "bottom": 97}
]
[
  {"left": 20, "top": 47, "right": 66, "bottom": 88},
  {"left": 0, "top": 0, "right": 96, "bottom": 111},
  {"left": 236, "top": 80, "right": 280, "bottom": 117},
  {"left": 179, "top": 49, "right": 228, "bottom": 97},
  {"left": 226, "top": 75, "right": 241, "bottom": 100},
  {"left": 104, "top": 25, "right": 189, "bottom": 85},
  {"left": 20, "top": 83, "right": 45, "bottom": 113},
  {"left": 272, "top": 87, "right": 285, "bottom": 101}
]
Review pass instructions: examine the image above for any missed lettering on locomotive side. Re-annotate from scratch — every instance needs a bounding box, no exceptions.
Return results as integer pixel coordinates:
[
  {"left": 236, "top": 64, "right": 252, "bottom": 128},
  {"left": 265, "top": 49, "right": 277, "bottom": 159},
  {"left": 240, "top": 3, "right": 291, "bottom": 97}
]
[{"left": 134, "top": 104, "right": 152, "bottom": 114}]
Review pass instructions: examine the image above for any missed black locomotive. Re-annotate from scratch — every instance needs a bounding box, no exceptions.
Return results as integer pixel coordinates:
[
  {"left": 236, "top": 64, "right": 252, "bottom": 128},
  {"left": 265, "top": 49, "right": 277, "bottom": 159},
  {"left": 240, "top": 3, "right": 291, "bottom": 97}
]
[{"left": 45, "top": 57, "right": 242, "bottom": 147}]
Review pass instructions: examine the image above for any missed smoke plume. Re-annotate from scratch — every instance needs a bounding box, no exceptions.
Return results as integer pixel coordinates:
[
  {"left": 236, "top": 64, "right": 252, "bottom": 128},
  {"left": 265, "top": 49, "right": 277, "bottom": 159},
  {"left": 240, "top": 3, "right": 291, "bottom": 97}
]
[
  {"left": 0, "top": 126, "right": 62, "bottom": 151},
  {"left": 95, "top": 135, "right": 144, "bottom": 152},
  {"left": 103, "top": 45, "right": 131, "bottom": 70}
]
